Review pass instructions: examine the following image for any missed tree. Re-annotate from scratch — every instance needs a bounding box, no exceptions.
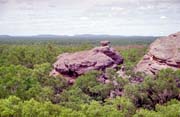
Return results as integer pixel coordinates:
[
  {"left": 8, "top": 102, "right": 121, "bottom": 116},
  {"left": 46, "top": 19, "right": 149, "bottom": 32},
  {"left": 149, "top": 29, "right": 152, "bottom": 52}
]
[
  {"left": 74, "top": 71, "right": 114, "bottom": 101},
  {"left": 0, "top": 65, "right": 42, "bottom": 100},
  {"left": 105, "top": 96, "right": 136, "bottom": 117},
  {"left": 0, "top": 96, "right": 21, "bottom": 117},
  {"left": 59, "top": 87, "right": 91, "bottom": 110},
  {"left": 124, "top": 69, "right": 180, "bottom": 109},
  {"left": 80, "top": 101, "right": 123, "bottom": 117},
  {"left": 134, "top": 99, "right": 180, "bottom": 117}
]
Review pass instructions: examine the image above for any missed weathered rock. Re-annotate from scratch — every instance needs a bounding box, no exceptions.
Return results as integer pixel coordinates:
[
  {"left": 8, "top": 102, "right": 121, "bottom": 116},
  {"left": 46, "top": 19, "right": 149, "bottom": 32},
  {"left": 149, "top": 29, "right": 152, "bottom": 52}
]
[
  {"left": 100, "top": 40, "right": 110, "bottom": 46},
  {"left": 50, "top": 41, "right": 123, "bottom": 79},
  {"left": 135, "top": 32, "right": 180, "bottom": 76}
]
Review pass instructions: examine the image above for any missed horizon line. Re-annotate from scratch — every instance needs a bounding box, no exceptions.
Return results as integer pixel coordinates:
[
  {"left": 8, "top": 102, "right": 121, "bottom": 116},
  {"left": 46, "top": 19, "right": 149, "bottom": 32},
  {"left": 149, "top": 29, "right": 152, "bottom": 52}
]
[{"left": 0, "top": 34, "right": 161, "bottom": 37}]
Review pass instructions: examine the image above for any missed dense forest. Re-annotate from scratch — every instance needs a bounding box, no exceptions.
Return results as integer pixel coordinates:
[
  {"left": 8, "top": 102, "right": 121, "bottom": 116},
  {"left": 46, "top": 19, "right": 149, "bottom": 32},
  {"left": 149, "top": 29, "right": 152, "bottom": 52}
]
[{"left": 0, "top": 38, "right": 180, "bottom": 117}]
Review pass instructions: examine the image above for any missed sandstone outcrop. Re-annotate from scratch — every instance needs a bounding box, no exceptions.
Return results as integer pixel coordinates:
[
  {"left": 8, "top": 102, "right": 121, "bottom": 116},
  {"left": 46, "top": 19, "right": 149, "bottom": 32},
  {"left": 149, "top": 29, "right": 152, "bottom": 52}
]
[
  {"left": 50, "top": 41, "right": 123, "bottom": 79},
  {"left": 135, "top": 32, "right": 180, "bottom": 75}
]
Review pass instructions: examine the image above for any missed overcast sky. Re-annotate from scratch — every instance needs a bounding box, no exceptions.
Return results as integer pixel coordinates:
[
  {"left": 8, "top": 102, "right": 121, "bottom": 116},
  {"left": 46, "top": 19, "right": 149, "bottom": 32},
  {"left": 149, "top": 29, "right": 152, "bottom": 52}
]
[{"left": 0, "top": 0, "right": 180, "bottom": 36}]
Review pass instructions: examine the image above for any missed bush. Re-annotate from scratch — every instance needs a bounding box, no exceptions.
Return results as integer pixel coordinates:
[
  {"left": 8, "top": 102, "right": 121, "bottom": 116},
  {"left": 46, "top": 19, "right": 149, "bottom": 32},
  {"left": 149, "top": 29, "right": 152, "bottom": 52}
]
[
  {"left": 134, "top": 99, "right": 180, "bottom": 117},
  {"left": 74, "top": 71, "right": 114, "bottom": 101},
  {"left": 124, "top": 69, "right": 180, "bottom": 109}
]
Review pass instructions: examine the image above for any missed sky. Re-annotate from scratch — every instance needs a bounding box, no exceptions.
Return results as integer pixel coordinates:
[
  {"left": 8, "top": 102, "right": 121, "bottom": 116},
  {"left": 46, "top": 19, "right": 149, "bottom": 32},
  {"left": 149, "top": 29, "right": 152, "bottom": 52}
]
[{"left": 0, "top": 0, "right": 180, "bottom": 36}]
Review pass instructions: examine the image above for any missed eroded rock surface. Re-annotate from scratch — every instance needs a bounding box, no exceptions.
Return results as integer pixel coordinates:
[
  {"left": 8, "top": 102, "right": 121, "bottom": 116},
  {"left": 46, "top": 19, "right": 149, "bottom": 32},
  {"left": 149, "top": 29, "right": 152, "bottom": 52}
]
[
  {"left": 135, "top": 32, "right": 180, "bottom": 75},
  {"left": 50, "top": 41, "right": 123, "bottom": 79}
]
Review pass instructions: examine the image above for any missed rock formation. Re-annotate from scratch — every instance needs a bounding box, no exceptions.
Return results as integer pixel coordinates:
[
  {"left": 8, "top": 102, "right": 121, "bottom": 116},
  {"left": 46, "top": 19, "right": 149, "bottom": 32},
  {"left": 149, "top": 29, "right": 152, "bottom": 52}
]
[
  {"left": 50, "top": 41, "right": 123, "bottom": 80},
  {"left": 135, "top": 32, "right": 180, "bottom": 76}
]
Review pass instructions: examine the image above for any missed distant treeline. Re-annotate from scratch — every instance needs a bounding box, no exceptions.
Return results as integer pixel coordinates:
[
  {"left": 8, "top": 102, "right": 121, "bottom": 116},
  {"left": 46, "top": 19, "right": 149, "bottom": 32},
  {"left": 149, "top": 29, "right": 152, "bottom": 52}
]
[{"left": 0, "top": 35, "right": 158, "bottom": 45}]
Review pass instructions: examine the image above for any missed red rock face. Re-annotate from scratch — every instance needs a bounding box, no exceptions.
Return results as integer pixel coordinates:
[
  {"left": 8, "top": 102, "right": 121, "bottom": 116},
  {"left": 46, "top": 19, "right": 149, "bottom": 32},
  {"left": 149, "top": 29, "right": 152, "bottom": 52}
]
[
  {"left": 50, "top": 41, "right": 123, "bottom": 78},
  {"left": 135, "top": 32, "right": 180, "bottom": 76}
]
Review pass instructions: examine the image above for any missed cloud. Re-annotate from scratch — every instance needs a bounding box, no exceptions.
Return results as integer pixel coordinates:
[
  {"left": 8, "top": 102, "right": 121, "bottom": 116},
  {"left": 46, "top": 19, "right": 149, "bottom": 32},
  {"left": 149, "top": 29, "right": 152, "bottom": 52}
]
[
  {"left": 80, "top": 17, "right": 89, "bottom": 20},
  {"left": 0, "top": 0, "right": 180, "bottom": 36},
  {"left": 0, "top": 0, "right": 8, "bottom": 4},
  {"left": 160, "top": 16, "right": 168, "bottom": 19},
  {"left": 111, "top": 7, "right": 125, "bottom": 11}
]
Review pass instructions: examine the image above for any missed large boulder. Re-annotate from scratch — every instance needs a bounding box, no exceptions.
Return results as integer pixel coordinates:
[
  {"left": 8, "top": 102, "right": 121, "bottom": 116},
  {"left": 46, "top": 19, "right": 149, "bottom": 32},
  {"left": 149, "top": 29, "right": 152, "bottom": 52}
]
[
  {"left": 50, "top": 41, "right": 123, "bottom": 79},
  {"left": 135, "top": 32, "right": 180, "bottom": 75}
]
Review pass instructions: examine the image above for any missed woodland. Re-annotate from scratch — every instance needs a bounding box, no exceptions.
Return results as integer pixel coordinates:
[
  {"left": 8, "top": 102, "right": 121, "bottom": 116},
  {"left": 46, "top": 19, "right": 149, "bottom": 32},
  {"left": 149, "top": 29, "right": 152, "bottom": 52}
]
[{"left": 0, "top": 39, "right": 180, "bottom": 117}]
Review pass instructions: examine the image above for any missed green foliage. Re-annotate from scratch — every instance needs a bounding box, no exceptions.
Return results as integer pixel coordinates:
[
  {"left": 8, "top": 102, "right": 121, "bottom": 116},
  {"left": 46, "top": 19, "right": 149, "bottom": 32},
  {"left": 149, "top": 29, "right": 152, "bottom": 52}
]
[
  {"left": 105, "top": 97, "right": 136, "bottom": 117},
  {"left": 134, "top": 99, "right": 180, "bottom": 117},
  {"left": 0, "top": 61, "right": 70, "bottom": 103},
  {"left": 0, "top": 65, "right": 42, "bottom": 99},
  {"left": 0, "top": 44, "right": 57, "bottom": 68},
  {"left": 124, "top": 69, "right": 180, "bottom": 109},
  {"left": 74, "top": 71, "right": 114, "bottom": 101},
  {"left": 0, "top": 96, "right": 21, "bottom": 117},
  {"left": 80, "top": 100, "right": 123, "bottom": 117},
  {"left": 119, "top": 47, "right": 147, "bottom": 75},
  {"left": 0, "top": 44, "right": 92, "bottom": 68},
  {"left": 1, "top": 42, "right": 180, "bottom": 116},
  {"left": 59, "top": 87, "right": 91, "bottom": 110},
  {"left": 105, "top": 68, "right": 129, "bottom": 91},
  {"left": 0, "top": 96, "right": 85, "bottom": 117}
]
